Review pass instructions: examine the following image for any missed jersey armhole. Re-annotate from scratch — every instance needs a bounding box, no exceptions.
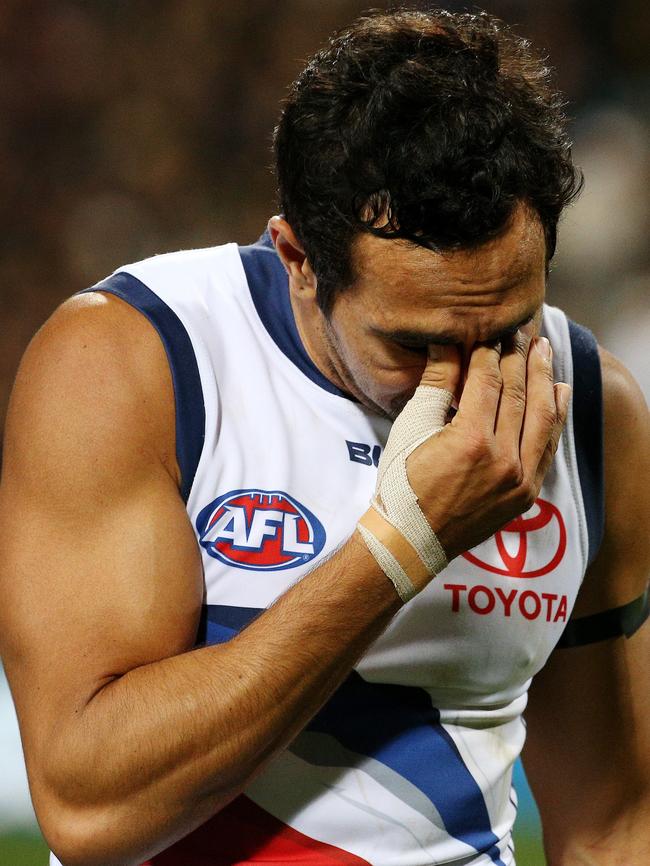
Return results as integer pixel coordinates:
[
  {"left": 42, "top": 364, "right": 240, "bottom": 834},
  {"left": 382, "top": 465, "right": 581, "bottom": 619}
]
[
  {"left": 238, "top": 237, "right": 348, "bottom": 398},
  {"left": 567, "top": 319, "right": 605, "bottom": 567},
  {"left": 80, "top": 272, "right": 206, "bottom": 503}
]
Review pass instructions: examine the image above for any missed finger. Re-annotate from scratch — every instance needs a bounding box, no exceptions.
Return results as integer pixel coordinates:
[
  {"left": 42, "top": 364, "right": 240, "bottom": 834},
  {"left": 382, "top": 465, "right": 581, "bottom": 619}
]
[
  {"left": 494, "top": 325, "right": 534, "bottom": 447},
  {"left": 534, "top": 383, "right": 571, "bottom": 486},
  {"left": 520, "top": 336, "right": 558, "bottom": 471},
  {"left": 456, "top": 341, "right": 503, "bottom": 434},
  {"left": 419, "top": 343, "right": 462, "bottom": 395}
]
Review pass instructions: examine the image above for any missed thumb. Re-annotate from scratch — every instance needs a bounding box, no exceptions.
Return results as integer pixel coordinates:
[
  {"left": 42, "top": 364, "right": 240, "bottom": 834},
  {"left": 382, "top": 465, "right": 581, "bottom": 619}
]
[{"left": 419, "top": 344, "right": 461, "bottom": 395}]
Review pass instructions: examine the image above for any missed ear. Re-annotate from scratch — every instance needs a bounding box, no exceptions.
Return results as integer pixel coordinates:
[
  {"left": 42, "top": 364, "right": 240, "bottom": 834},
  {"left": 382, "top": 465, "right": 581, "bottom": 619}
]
[{"left": 268, "top": 216, "right": 317, "bottom": 298}]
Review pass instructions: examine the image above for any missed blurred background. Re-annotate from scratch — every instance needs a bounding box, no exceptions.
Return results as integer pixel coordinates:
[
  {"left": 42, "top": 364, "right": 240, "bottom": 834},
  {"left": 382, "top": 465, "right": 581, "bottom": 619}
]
[{"left": 0, "top": 1, "right": 648, "bottom": 864}]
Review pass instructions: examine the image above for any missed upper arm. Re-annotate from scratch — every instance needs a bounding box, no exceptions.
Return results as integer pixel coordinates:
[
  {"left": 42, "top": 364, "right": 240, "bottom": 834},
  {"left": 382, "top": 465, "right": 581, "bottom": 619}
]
[
  {"left": 569, "top": 348, "right": 649, "bottom": 619},
  {"left": 523, "top": 347, "right": 650, "bottom": 858},
  {"left": 0, "top": 293, "right": 203, "bottom": 788}
]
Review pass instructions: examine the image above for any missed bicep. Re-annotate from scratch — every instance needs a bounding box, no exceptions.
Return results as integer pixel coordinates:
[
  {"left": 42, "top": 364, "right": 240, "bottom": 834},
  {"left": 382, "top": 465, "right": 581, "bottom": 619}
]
[{"left": 0, "top": 295, "right": 203, "bottom": 765}]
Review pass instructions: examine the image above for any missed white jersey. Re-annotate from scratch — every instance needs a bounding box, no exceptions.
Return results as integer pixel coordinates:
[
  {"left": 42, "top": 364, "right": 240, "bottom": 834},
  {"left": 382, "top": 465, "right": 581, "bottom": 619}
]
[{"left": 53, "top": 235, "right": 603, "bottom": 866}]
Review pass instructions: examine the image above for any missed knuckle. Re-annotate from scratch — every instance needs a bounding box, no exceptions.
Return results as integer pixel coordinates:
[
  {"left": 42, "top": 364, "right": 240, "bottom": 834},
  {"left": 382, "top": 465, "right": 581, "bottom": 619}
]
[
  {"left": 516, "top": 479, "right": 538, "bottom": 511},
  {"left": 493, "top": 452, "right": 524, "bottom": 489},
  {"left": 523, "top": 491, "right": 537, "bottom": 511}
]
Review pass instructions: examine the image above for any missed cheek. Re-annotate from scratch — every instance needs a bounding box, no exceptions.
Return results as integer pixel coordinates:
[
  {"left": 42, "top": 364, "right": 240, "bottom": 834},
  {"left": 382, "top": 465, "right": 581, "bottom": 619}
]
[
  {"left": 327, "top": 317, "right": 426, "bottom": 410},
  {"left": 357, "top": 353, "right": 427, "bottom": 404}
]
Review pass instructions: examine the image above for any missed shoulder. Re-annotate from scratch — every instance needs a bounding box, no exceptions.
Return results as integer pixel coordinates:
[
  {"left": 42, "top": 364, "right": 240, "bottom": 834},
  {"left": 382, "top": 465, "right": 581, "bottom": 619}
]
[
  {"left": 598, "top": 345, "right": 649, "bottom": 444},
  {"left": 598, "top": 345, "right": 650, "bottom": 561},
  {"left": 115, "top": 243, "right": 243, "bottom": 298},
  {"left": 2, "top": 291, "right": 178, "bottom": 497}
]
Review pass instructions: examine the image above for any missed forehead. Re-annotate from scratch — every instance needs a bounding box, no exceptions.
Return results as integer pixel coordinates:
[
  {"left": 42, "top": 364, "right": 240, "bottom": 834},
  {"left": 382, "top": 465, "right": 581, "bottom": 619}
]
[{"left": 343, "top": 205, "right": 546, "bottom": 339}]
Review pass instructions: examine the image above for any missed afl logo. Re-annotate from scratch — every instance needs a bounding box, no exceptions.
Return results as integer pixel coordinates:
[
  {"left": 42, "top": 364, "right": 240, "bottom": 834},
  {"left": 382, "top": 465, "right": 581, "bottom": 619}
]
[
  {"left": 462, "top": 498, "right": 567, "bottom": 578},
  {"left": 196, "top": 489, "right": 326, "bottom": 571}
]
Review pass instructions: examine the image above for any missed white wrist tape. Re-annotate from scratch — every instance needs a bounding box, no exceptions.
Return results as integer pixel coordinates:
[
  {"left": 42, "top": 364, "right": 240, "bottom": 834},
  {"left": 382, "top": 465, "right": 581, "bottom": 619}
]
[{"left": 357, "top": 385, "right": 453, "bottom": 602}]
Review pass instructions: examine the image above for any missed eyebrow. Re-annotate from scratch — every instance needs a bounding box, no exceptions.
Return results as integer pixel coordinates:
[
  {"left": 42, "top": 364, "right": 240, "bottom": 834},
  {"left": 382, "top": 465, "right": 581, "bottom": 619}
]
[{"left": 372, "top": 313, "right": 535, "bottom": 347}]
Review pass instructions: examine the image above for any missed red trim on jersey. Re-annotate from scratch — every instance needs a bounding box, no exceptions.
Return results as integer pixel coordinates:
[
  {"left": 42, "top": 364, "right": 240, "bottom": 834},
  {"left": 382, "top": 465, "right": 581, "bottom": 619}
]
[{"left": 142, "top": 794, "right": 370, "bottom": 865}]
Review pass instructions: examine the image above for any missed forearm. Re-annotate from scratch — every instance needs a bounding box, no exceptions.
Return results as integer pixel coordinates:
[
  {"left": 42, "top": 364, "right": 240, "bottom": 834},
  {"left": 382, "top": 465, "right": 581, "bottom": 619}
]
[
  {"left": 525, "top": 624, "right": 650, "bottom": 866},
  {"left": 41, "top": 532, "right": 400, "bottom": 866},
  {"left": 542, "top": 794, "right": 650, "bottom": 866}
]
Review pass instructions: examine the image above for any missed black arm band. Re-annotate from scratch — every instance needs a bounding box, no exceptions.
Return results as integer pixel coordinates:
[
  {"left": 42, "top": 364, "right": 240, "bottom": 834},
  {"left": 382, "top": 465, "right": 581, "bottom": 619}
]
[{"left": 557, "top": 586, "right": 649, "bottom": 649}]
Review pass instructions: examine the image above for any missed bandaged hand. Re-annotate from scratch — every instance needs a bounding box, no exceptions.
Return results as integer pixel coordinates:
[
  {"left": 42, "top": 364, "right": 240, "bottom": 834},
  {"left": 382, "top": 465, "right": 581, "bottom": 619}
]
[{"left": 358, "top": 330, "right": 571, "bottom": 604}]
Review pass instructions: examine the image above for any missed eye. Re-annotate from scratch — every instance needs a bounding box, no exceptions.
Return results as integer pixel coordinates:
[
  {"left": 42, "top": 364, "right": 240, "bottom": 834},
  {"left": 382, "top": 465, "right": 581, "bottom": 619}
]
[{"left": 394, "top": 340, "right": 428, "bottom": 354}]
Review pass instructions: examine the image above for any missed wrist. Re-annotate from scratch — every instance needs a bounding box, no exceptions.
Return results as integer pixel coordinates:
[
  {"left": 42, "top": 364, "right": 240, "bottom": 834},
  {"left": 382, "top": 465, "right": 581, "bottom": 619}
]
[{"left": 356, "top": 507, "right": 439, "bottom": 602}]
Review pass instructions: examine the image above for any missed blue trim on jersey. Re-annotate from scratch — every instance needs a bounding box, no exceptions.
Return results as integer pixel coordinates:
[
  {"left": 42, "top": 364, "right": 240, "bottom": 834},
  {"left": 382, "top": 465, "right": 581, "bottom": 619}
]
[
  {"left": 568, "top": 320, "right": 604, "bottom": 565},
  {"left": 310, "top": 673, "right": 505, "bottom": 865},
  {"left": 238, "top": 234, "right": 349, "bottom": 398},
  {"left": 196, "top": 604, "right": 262, "bottom": 645},
  {"left": 198, "top": 603, "right": 504, "bottom": 865},
  {"left": 85, "top": 273, "right": 205, "bottom": 503}
]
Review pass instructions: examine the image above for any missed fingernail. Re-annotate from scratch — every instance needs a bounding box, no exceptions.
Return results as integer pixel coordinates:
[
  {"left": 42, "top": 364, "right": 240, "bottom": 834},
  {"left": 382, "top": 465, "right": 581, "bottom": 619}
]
[{"left": 535, "top": 337, "right": 551, "bottom": 360}]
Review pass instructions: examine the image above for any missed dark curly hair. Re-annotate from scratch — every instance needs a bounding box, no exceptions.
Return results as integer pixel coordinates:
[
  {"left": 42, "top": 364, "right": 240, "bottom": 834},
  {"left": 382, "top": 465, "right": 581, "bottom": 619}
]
[{"left": 274, "top": 7, "right": 582, "bottom": 315}]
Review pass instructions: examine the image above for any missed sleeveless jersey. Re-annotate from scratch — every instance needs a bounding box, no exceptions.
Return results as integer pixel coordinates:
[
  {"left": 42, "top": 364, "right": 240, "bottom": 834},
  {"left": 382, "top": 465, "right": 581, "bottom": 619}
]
[{"left": 52, "top": 234, "right": 603, "bottom": 866}]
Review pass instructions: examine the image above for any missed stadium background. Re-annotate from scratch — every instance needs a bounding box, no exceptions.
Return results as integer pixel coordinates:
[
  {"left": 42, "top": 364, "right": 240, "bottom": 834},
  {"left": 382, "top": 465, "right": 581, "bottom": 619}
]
[{"left": 0, "top": 1, "right": 648, "bottom": 864}]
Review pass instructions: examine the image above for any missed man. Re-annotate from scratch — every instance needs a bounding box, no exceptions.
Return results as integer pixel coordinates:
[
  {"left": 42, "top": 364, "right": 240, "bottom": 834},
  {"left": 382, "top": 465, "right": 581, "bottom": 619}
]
[{"left": 0, "top": 8, "right": 648, "bottom": 866}]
